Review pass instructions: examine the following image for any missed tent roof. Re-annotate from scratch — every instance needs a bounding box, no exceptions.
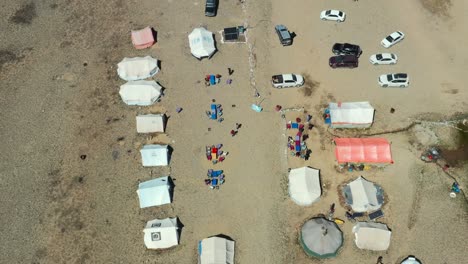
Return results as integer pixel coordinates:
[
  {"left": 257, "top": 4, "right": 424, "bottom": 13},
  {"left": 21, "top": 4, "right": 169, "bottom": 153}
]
[
  {"left": 143, "top": 217, "right": 179, "bottom": 249},
  {"left": 352, "top": 222, "right": 391, "bottom": 251},
  {"left": 344, "top": 176, "right": 383, "bottom": 213},
  {"left": 288, "top": 167, "right": 321, "bottom": 206},
  {"left": 140, "top": 144, "right": 169, "bottom": 166},
  {"left": 136, "top": 114, "right": 165, "bottom": 133},
  {"left": 131, "top": 27, "right": 155, "bottom": 49},
  {"left": 199, "top": 236, "right": 235, "bottom": 264},
  {"left": 117, "top": 56, "right": 159, "bottom": 81},
  {"left": 401, "top": 256, "right": 422, "bottom": 264},
  {"left": 334, "top": 138, "right": 393, "bottom": 164},
  {"left": 137, "top": 176, "right": 173, "bottom": 208},
  {"left": 119, "top": 81, "right": 162, "bottom": 106},
  {"left": 329, "top": 102, "right": 375, "bottom": 125},
  {"left": 300, "top": 217, "right": 343, "bottom": 258},
  {"left": 188, "top": 27, "right": 216, "bottom": 59}
]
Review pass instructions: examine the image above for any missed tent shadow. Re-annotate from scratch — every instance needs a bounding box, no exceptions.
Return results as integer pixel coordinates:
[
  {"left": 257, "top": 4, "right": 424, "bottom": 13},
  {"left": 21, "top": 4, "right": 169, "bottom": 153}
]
[
  {"left": 167, "top": 145, "right": 174, "bottom": 164},
  {"left": 168, "top": 176, "right": 175, "bottom": 203},
  {"left": 176, "top": 218, "right": 185, "bottom": 243},
  {"left": 210, "top": 234, "right": 234, "bottom": 241},
  {"left": 151, "top": 27, "right": 158, "bottom": 43}
]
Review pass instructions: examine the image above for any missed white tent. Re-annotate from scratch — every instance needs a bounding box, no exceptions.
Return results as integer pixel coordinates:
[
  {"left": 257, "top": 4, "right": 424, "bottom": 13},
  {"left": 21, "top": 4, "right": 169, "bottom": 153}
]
[
  {"left": 143, "top": 217, "right": 180, "bottom": 249},
  {"left": 352, "top": 222, "right": 391, "bottom": 251},
  {"left": 137, "top": 176, "right": 173, "bottom": 208},
  {"left": 136, "top": 114, "right": 166, "bottom": 133},
  {"left": 288, "top": 167, "right": 321, "bottom": 206},
  {"left": 189, "top": 28, "right": 216, "bottom": 59},
  {"left": 401, "top": 256, "right": 422, "bottom": 264},
  {"left": 117, "top": 56, "right": 159, "bottom": 81},
  {"left": 140, "top": 144, "right": 169, "bottom": 166},
  {"left": 329, "top": 102, "right": 375, "bottom": 128},
  {"left": 119, "top": 81, "right": 162, "bottom": 106},
  {"left": 343, "top": 176, "right": 384, "bottom": 213},
  {"left": 198, "top": 236, "right": 235, "bottom": 264}
]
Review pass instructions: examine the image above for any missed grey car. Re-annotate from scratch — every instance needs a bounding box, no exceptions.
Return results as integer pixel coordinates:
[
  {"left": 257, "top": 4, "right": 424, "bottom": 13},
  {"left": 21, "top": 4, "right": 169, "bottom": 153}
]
[{"left": 275, "top": 25, "right": 292, "bottom": 46}]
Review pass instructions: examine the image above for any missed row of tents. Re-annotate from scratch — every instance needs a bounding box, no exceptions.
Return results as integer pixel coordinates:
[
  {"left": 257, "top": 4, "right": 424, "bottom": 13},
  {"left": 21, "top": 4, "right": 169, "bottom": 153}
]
[
  {"left": 300, "top": 217, "right": 392, "bottom": 258},
  {"left": 127, "top": 27, "right": 236, "bottom": 263},
  {"left": 288, "top": 167, "right": 384, "bottom": 213}
]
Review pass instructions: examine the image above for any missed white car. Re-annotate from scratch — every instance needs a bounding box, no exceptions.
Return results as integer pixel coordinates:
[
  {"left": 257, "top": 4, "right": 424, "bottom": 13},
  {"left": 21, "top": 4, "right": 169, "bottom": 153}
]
[
  {"left": 369, "top": 53, "right": 398, "bottom": 65},
  {"left": 320, "top": 10, "right": 346, "bottom": 22},
  {"left": 378, "top": 73, "right": 409, "bottom": 88},
  {"left": 381, "top": 31, "right": 405, "bottom": 48},
  {"left": 271, "top": 74, "right": 304, "bottom": 89}
]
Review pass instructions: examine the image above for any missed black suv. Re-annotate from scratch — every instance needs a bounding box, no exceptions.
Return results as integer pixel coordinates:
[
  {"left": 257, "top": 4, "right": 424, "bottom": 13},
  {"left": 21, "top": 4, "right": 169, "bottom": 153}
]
[
  {"left": 275, "top": 25, "right": 292, "bottom": 46},
  {"left": 205, "top": 0, "right": 217, "bottom": 17},
  {"left": 329, "top": 55, "right": 359, "bottom": 68},
  {"left": 332, "top": 43, "right": 362, "bottom": 57}
]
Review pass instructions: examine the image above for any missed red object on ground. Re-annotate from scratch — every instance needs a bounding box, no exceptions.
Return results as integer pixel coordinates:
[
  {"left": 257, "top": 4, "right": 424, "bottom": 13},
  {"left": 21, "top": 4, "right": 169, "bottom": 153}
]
[
  {"left": 296, "top": 118, "right": 301, "bottom": 123},
  {"left": 275, "top": 105, "right": 282, "bottom": 111},
  {"left": 286, "top": 123, "right": 292, "bottom": 129},
  {"left": 131, "top": 27, "right": 155, "bottom": 49},
  {"left": 334, "top": 138, "right": 393, "bottom": 164},
  {"left": 219, "top": 156, "right": 225, "bottom": 162},
  {"left": 230, "top": 130, "right": 236, "bottom": 136}
]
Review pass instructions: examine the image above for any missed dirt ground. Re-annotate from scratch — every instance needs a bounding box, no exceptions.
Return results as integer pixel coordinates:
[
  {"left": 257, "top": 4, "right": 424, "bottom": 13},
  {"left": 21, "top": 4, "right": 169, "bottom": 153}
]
[{"left": 0, "top": 0, "right": 466, "bottom": 263}]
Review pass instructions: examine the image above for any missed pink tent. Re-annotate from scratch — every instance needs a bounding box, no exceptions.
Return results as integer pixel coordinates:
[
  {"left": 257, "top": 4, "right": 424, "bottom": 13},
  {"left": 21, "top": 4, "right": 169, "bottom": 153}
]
[
  {"left": 334, "top": 138, "right": 393, "bottom": 164},
  {"left": 131, "top": 27, "right": 155, "bottom": 49}
]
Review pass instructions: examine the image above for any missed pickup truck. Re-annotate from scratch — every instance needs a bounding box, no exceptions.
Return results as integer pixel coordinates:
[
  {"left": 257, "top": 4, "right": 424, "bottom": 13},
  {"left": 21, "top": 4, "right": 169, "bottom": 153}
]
[{"left": 271, "top": 74, "right": 304, "bottom": 89}]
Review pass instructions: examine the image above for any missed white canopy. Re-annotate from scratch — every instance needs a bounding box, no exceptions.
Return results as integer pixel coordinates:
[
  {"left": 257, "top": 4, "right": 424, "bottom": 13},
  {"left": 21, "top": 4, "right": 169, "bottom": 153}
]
[
  {"left": 199, "top": 236, "right": 235, "bottom": 264},
  {"left": 288, "top": 167, "right": 321, "bottom": 206},
  {"left": 143, "top": 217, "right": 179, "bottom": 249},
  {"left": 352, "top": 222, "right": 391, "bottom": 251},
  {"left": 136, "top": 114, "right": 166, "bottom": 133},
  {"left": 119, "top": 81, "right": 162, "bottom": 106},
  {"left": 140, "top": 144, "right": 169, "bottom": 166},
  {"left": 344, "top": 176, "right": 383, "bottom": 213},
  {"left": 188, "top": 28, "right": 216, "bottom": 59},
  {"left": 329, "top": 102, "right": 374, "bottom": 128},
  {"left": 137, "top": 176, "right": 173, "bottom": 208},
  {"left": 117, "top": 56, "right": 159, "bottom": 81}
]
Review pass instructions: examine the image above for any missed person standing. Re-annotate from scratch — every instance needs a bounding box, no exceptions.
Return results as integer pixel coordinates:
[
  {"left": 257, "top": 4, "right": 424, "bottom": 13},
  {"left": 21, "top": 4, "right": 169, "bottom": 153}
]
[{"left": 376, "top": 256, "right": 383, "bottom": 264}]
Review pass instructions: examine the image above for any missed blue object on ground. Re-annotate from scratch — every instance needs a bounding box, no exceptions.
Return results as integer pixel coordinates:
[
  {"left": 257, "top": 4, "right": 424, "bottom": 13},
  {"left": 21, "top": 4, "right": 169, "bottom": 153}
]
[
  {"left": 210, "top": 75, "right": 216, "bottom": 85},
  {"left": 251, "top": 104, "right": 263, "bottom": 112},
  {"left": 291, "top": 123, "right": 299, "bottom": 129},
  {"left": 210, "top": 104, "right": 217, "bottom": 119}
]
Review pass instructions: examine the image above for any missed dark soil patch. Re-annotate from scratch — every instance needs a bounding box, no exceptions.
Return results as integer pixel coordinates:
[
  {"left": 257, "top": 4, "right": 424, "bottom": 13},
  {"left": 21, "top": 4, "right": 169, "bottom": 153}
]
[
  {"left": 10, "top": 2, "right": 37, "bottom": 25},
  {"left": 419, "top": 0, "right": 452, "bottom": 17},
  {"left": 301, "top": 74, "right": 320, "bottom": 97},
  {"left": 0, "top": 50, "right": 21, "bottom": 70},
  {"left": 441, "top": 122, "right": 468, "bottom": 166}
]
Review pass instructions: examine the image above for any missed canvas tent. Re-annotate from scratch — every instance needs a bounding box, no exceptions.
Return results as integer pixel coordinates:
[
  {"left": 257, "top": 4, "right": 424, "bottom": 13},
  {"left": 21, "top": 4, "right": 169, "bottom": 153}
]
[
  {"left": 334, "top": 138, "right": 393, "bottom": 164},
  {"left": 288, "top": 167, "right": 321, "bottom": 206},
  {"left": 119, "top": 81, "right": 162, "bottom": 106},
  {"left": 329, "top": 102, "right": 375, "bottom": 128},
  {"left": 352, "top": 222, "right": 391, "bottom": 251},
  {"left": 137, "top": 176, "right": 173, "bottom": 208},
  {"left": 300, "top": 217, "right": 343, "bottom": 258},
  {"left": 140, "top": 144, "right": 169, "bottom": 166},
  {"left": 117, "top": 56, "right": 159, "bottom": 81},
  {"left": 198, "top": 236, "right": 235, "bottom": 264},
  {"left": 131, "top": 27, "right": 155, "bottom": 49},
  {"left": 189, "top": 28, "right": 216, "bottom": 59},
  {"left": 143, "top": 217, "right": 180, "bottom": 249},
  {"left": 136, "top": 114, "right": 166, "bottom": 133},
  {"left": 343, "top": 176, "right": 384, "bottom": 213}
]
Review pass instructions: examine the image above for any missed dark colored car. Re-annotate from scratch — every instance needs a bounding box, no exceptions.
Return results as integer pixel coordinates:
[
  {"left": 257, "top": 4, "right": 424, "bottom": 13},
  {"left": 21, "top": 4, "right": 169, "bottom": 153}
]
[
  {"left": 275, "top": 25, "right": 292, "bottom": 46},
  {"left": 329, "top": 55, "right": 359, "bottom": 68},
  {"left": 332, "top": 43, "right": 362, "bottom": 57},
  {"left": 205, "top": 0, "right": 217, "bottom": 17}
]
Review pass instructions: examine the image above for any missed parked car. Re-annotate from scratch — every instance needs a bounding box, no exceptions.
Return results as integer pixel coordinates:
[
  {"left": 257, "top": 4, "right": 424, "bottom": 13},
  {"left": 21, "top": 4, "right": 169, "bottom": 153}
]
[
  {"left": 369, "top": 53, "right": 398, "bottom": 65},
  {"left": 275, "top": 25, "right": 292, "bottom": 46},
  {"left": 381, "top": 31, "right": 405, "bottom": 48},
  {"left": 271, "top": 74, "right": 304, "bottom": 88},
  {"left": 205, "top": 0, "right": 217, "bottom": 17},
  {"left": 378, "top": 73, "right": 409, "bottom": 87},
  {"left": 320, "top": 10, "right": 346, "bottom": 22},
  {"left": 332, "top": 43, "right": 362, "bottom": 57},
  {"left": 329, "top": 55, "right": 358, "bottom": 68}
]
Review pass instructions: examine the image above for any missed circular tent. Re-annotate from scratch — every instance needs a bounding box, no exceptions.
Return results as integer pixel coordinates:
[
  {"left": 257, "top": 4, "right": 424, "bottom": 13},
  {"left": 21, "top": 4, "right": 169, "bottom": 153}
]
[
  {"left": 299, "top": 217, "right": 343, "bottom": 258},
  {"left": 188, "top": 27, "right": 216, "bottom": 59},
  {"left": 401, "top": 256, "right": 422, "bottom": 264}
]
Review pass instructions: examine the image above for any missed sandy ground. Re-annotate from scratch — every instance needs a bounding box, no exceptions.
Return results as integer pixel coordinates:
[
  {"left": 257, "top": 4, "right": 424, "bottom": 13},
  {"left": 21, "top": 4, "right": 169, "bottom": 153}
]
[{"left": 0, "top": 0, "right": 467, "bottom": 263}]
